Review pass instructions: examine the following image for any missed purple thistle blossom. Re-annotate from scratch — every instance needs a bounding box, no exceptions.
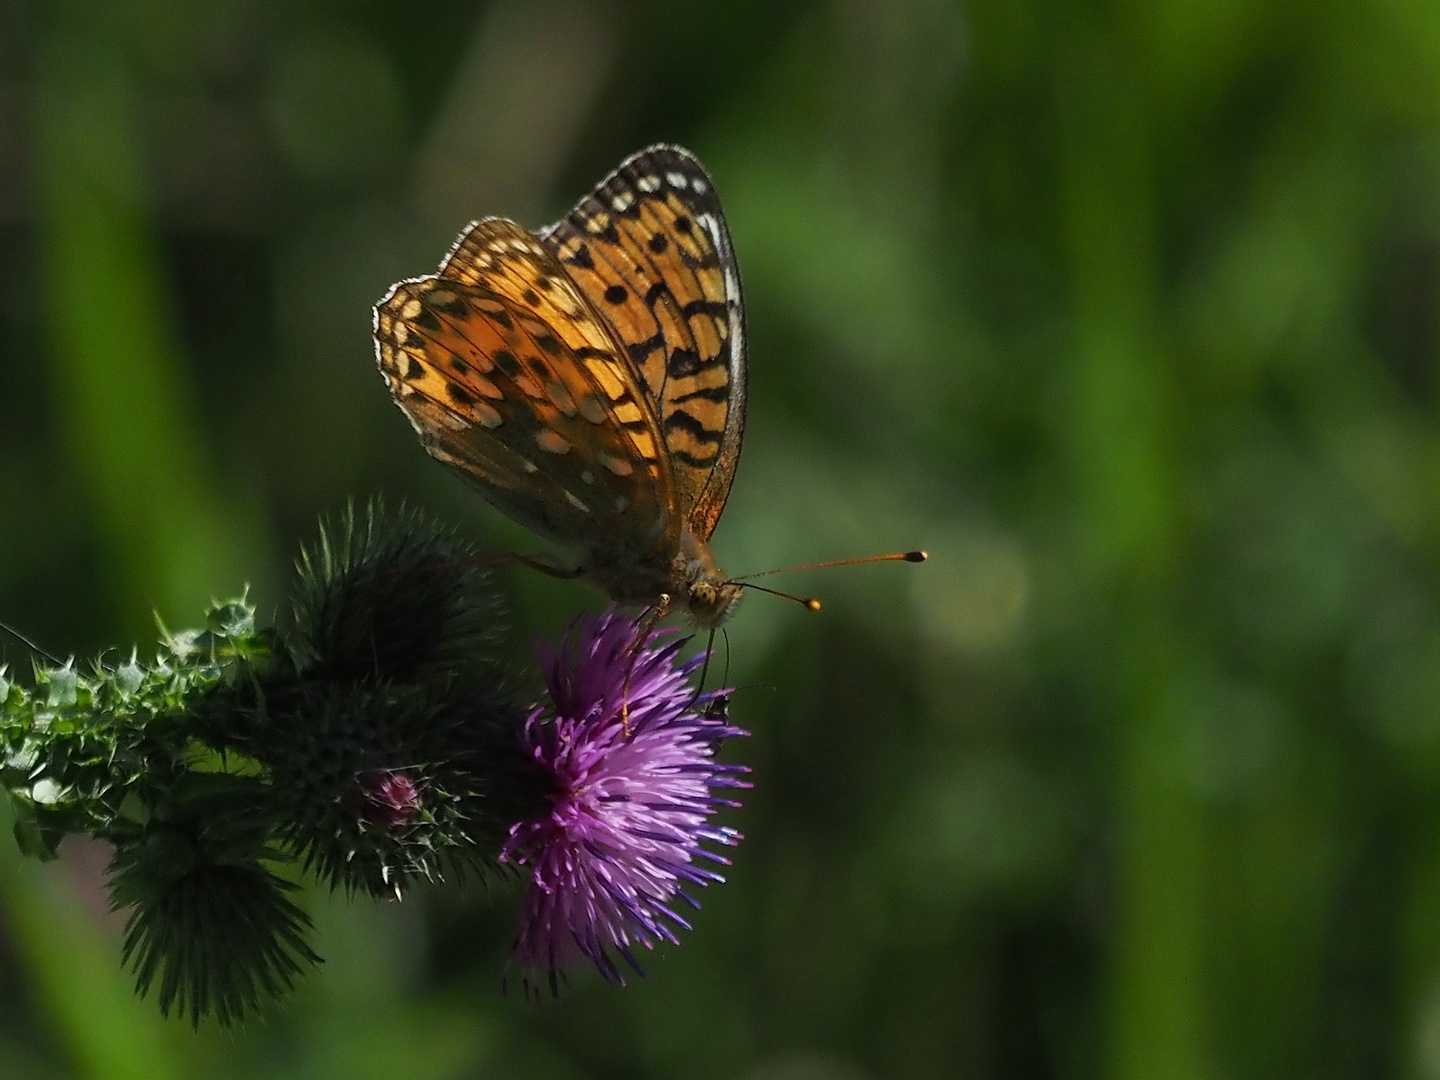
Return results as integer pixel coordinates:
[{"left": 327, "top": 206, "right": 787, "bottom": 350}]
[{"left": 501, "top": 607, "right": 749, "bottom": 997}]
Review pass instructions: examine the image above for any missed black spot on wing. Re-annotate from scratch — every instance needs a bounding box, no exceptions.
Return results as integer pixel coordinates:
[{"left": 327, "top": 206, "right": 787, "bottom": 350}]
[
  {"left": 666, "top": 347, "right": 703, "bottom": 378},
  {"left": 663, "top": 409, "right": 723, "bottom": 444},
  {"left": 677, "top": 246, "right": 721, "bottom": 270},
  {"left": 671, "top": 447, "right": 719, "bottom": 468},
  {"left": 672, "top": 384, "right": 730, "bottom": 404},
  {"left": 666, "top": 346, "right": 726, "bottom": 378},
  {"left": 628, "top": 332, "right": 664, "bottom": 366},
  {"left": 681, "top": 299, "right": 729, "bottom": 319}
]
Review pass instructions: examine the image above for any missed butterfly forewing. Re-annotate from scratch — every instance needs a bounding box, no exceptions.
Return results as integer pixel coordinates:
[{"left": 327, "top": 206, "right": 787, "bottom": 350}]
[
  {"left": 376, "top": 145, "right": 751, "bottom": 624},
  {"left": 375, "top": 227, "right": 676, "bottom": 557},
  {"left": 534, "top": 145, "right": 747, "bottom": 541}
]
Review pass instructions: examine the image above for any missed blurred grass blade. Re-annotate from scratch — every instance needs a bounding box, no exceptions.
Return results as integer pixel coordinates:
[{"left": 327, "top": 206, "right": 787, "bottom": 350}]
[
  {"left": 0, "top": 817, "right": 181, "bottom": 1080},
  {"left": 31, "top": 1, "right": 251, "bottom": 633},
  {"left": 1056, "top": 38, "right": 1207, "bottom": 1080}
]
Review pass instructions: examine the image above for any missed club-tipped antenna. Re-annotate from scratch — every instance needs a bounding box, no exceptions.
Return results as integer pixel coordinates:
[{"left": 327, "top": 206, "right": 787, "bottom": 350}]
[
  {"left": 729, "top": 549, "right": 925, "bottom": 610},
  {"left": 734, "top": 550, "right": 927, "bottom": 583},
  {"left": 736, "top": 581, "right": 823, "bottom": 611}
]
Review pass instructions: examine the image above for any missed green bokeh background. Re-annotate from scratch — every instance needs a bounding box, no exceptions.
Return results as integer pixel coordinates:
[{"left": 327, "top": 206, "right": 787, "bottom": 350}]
[{"left": 2, "top": 0, "right": 1439, "bottom": 1076}]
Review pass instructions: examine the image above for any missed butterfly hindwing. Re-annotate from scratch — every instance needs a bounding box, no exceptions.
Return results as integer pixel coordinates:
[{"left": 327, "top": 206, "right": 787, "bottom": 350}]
[
  {"left": 534, "top": 145, "right": 747, "bottom": 542},
  {"left": 375, "top": 225, "right": 677, "bottom": 557}
]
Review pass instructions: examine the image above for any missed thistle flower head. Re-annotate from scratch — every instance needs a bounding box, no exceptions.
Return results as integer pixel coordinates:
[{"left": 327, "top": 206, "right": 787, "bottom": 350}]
[
  {"left": 365, "top": 770, "right": 423, "bottom": 830},
  {"left": 501, "top": 608, "right": 749, "bottom": 997}
]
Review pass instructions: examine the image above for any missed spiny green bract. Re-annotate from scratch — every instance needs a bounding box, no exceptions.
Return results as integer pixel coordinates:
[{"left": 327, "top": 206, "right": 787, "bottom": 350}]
[
  {"left": 0, "top": 501, "right": 546, "bottom": 1026},
  {"left": 0, "top": 596, "right": 272, "bottom": 861}
]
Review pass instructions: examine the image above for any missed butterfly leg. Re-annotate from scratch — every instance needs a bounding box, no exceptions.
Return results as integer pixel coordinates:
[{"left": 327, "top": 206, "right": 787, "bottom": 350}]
[
  {"left": 690, "top": 625, "right": 719, "bottom": 708},
  {"left": 621, "top": 594, "right": 671, "bottom": 736},
  {"left": 499, "top": 553, "right": 584, "bottom": 580}
]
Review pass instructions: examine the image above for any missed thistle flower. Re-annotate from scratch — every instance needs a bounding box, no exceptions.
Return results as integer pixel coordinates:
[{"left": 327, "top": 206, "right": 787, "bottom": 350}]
[
  {"left": 365, "top": 771, "right": 423, "bottom": 830},
  {"left": 501, "top": 609, "right": 749, "bottom": 996}
]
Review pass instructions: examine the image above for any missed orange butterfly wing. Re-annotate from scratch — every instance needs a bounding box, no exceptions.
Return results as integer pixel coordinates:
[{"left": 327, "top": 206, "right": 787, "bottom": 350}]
[
  {"left": 445, "top": 145, "right": 747, "bottom": 543},
  {"left": 374, "top": 219, "right": 677, "bottom": 559},
  {"left": 541, "top": 146, "right": 746, "bottom": 542}
]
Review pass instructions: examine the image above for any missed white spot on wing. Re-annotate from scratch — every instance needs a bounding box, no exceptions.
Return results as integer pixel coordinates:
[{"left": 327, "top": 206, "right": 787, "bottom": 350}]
[
  {"left": 600, "top": 452, "right": 634, "bottom": 477},
  {"left": 578, "top": 393, "right": 607, "bottom": 424},
  {"left": 535, "top": 429, "right": 571, "bottom": 455},
  {"left": 637, "top": 174, "right": 660, "bottom": 192}
]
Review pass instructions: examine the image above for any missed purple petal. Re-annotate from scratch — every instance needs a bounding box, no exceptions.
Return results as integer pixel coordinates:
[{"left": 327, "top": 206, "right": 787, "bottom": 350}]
[{"left": 501, "top": 608, "right": 747, "bottom": 995}]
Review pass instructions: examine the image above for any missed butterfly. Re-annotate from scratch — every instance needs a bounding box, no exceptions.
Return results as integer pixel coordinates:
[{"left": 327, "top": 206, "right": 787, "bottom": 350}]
[{"left": 374, "top": 145, "right": 750, "bottom": 628}]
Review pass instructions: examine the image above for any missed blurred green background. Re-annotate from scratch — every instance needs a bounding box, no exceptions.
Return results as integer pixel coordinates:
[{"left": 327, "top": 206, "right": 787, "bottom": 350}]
[{"left": 3, "top": 0, "right": 1440, "bottom": 1076}]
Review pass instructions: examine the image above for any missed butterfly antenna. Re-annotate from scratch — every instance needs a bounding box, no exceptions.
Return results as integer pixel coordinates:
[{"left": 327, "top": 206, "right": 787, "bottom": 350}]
[
  {"left": 721, "top": 626, "right": 731, "bottom": 688},
  {"left": 735, "top": 581, "right": 824, "bottom": 611},
  {"left": 730, "top": 550, "right": 925, "bottom": 612},
  {"left": 0, "top": 618, "right": 60, "bottom": 665},
  {"left": 733, "top": 550, "right": 927, "bottom": 582}
]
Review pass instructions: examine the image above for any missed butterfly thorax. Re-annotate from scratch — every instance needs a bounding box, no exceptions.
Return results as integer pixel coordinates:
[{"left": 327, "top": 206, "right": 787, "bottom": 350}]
[{"left": 582, "top": 530, "right": 741, "bottom": 630}]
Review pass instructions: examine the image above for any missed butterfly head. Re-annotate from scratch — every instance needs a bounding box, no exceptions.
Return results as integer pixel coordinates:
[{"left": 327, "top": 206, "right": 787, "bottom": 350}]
[
  {"left": 674, "top": 532, "right": 743, "bottom": 629},
  {"left": 684, "top": 574, "right": 744, "bottom": 629}
]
